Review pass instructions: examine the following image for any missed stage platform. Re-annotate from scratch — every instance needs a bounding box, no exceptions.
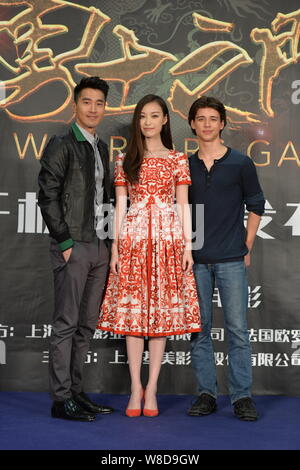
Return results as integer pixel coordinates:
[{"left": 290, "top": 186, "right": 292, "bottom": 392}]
[{"left": 0, "top": 393, "right": 299, "bottom": 451}]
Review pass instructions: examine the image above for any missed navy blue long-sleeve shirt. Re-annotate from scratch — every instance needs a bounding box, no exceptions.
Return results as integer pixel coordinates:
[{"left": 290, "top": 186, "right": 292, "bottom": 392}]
[{"left": 188, "top": 147, "right": 265, "bottom": 264}]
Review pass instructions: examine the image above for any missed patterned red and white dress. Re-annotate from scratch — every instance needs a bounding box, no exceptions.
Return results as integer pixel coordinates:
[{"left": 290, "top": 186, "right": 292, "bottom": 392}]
[{"left": 97, "top": 151, "right": 201, "bottom": 336}]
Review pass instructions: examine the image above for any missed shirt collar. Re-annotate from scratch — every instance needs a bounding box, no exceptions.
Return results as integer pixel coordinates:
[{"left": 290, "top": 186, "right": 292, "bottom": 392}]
[
  {"left": 195, "top": 147, "right": 231, "bottom": 165},
  {"left": 75, "top": 122, "right": 99, "bottom": 146}
]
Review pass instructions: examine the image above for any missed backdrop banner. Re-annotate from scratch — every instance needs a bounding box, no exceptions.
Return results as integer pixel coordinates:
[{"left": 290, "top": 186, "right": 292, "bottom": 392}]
[{"left": 0, "top": 0, "right": 299, "bottom": 395}]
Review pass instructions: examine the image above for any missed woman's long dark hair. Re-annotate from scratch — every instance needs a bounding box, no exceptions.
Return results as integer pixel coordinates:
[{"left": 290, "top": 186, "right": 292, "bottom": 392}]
[{"left": 123, "top": 94, "right": 173, "bottom": 183}]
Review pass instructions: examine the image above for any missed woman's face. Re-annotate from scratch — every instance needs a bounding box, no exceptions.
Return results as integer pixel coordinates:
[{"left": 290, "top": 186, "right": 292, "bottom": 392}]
[{"left": 139, "top": 101, "right": 167, "bottom": 139}]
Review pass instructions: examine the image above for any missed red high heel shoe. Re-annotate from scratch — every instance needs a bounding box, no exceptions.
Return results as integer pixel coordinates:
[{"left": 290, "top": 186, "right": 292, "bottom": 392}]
[
  {"left": 143, "top": 408, "right": 159, "bottom": 417},
  {"left": 125, "top": 389, "right": 144, "bottom": 417},
  {"left": 143, "top": 389, "right": 159, "bottom": 417}
]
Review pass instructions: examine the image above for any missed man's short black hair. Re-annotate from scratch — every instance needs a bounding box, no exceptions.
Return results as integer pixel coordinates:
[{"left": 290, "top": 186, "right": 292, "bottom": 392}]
[
  {"left": 188, "top": 96, "right": 227, "bottom": 136},
  {"left": 74, "top": 76, "right": 109, "bottom": 102}
]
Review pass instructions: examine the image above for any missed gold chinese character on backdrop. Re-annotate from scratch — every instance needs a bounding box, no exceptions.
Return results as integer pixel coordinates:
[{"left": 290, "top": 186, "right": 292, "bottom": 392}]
[
  {"left": 168, "top": 13, "right": 260, "bottom": 128},
  {"left": 0, "top": 2, "right": 299, "bottom": 125},
  {"left": 0, "top": 0, "right": 110, "bottom": 121},
  {"left": 251, "top": 9, "right": 300, "bottom": 117},
  {"left": 76, "top": 25, "right": 176, "bottom": 114}
]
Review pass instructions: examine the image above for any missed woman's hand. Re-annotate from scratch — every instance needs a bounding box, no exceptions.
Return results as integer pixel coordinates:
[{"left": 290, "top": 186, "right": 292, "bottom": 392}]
[
  {"left": 110, "top": 243, "right": 119, "bottom": 274},
  {"left": 182, "top": 248, "right": 193, "bottom": 273}
]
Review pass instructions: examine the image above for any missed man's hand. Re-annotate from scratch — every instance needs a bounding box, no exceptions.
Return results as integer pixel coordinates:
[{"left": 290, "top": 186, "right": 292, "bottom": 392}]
[
  {"left": 245, "top": 212, "right": 261, "bottom": 267},
  {"left": 62, "top": 247, "right": 73, "bottom": 262},
  {"left": 244, "top": 252, "right": 251, "bottom": 267}
]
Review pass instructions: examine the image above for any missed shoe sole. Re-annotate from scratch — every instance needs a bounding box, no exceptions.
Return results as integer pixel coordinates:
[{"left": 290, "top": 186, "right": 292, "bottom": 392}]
[
  {"left": 235, "top": 414, "right": 258, "bottom": 421},
  {"left": 188, "top": 406, "right": 217, "bottom": 417},
  {"left": 75, "top": 403, "right": 113, "bottom": 414},
  {"left": 51, "top": 411, "right": 96, "bottom": 422},
  {"left": 95, "top": 410, "right": 114, "bottom": 414}
]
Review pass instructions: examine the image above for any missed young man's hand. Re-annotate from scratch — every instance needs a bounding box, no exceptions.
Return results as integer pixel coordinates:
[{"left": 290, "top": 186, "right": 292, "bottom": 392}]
[{"left": 244, "top": 252, "right": 251, "bottom": 267}]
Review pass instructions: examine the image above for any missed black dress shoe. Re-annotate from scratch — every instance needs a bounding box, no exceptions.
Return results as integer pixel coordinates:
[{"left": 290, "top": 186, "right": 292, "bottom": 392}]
[
  {"left": 233, "top": 397, "right": 258, "bottom": 421},
  {"left": 188, "top": 393, "right": 217, "bottom": 416},
  {"left": 51, "top": 398, "right": 96, "bottom": 422},
  {"left": 73, "top": 392, "right": 114, "bottom": 414}
]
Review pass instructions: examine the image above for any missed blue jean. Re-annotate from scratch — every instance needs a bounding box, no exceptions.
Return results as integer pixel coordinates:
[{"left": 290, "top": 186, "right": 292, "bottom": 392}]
[{"left": 191, "top": 261, "right": 252, "bottom": 404}]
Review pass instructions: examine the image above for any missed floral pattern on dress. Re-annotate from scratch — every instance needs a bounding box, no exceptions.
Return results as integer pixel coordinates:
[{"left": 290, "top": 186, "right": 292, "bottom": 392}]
[{"left": 97, "top": 151, "right": 201, "bottom": 336}]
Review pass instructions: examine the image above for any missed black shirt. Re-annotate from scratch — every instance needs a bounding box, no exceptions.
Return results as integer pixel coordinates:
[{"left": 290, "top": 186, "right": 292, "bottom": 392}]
[{"left": 188, "top": 147, "right": 265, "bottom": 264}]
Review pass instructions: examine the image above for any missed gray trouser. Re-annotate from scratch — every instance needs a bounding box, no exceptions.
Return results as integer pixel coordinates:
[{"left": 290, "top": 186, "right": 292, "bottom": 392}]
[{"left": 49, "top": 237, "right": 109, "bottom": 401}]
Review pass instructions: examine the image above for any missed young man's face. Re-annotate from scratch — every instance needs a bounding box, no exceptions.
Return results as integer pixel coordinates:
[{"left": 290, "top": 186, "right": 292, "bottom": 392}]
[
  {"left": 191, "top": 107, "right": 224, "bottom": 143},
  {"left": 74, "top": 87, "right": 106, "bottom": 133}
]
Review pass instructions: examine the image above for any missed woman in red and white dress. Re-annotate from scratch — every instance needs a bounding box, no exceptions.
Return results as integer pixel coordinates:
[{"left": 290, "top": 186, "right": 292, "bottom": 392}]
[{"left": 97, "top": 94, "right": 201, "bottom": 417}]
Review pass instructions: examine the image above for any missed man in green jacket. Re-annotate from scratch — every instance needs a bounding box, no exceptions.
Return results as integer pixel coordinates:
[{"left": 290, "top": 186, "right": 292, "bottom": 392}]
[{"left": 38, "top": 77, "right": 113, "bottom": 421}]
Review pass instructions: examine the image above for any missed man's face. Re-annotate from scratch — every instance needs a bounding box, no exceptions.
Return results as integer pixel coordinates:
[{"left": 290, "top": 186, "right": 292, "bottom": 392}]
[
  {"left": 191, "top": 107, "right": 224, "bottom": 143},
  {"left": 74, "top": 87, "right": 106, "bottom": 133}
]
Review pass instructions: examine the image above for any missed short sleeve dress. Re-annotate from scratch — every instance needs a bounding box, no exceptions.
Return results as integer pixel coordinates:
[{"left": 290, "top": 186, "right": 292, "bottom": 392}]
[{"left": 97, "top": 150, "right": 201, "bottom": 336}]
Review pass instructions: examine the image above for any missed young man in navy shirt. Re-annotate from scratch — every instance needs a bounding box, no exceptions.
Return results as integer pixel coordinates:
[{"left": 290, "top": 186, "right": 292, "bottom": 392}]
[{"left": 187, "top": 96, "right": 265, "bottom": 421}]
